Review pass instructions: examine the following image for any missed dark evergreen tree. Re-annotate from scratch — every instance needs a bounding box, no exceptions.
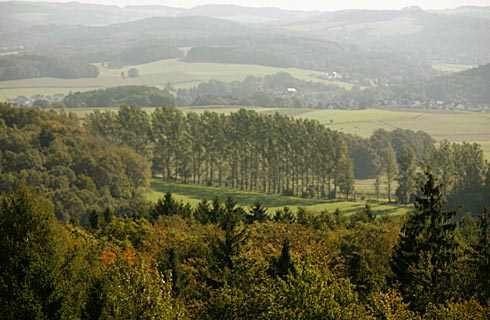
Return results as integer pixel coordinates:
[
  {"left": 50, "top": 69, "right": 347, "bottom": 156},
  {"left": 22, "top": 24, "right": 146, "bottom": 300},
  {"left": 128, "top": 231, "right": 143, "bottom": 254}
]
[
  {"left": 271, "top": 239, "right": 296, "bottom": 280},
  {"left": 194, "top": 199, "right": 211, "bottom": 224},
  {"left": 150, "top": 192, "right": 191, "bottom": 220},
  {"left": 213, "top": 197, "right": 248, "bottom": 270},
  {"left": 246, "top": 200, "right": 269, "bottom": 223},
  {"left": 474, "top": 208, "right": 490, "bottom": 303},
  {"left": 151, "top": 192, "right": 178, "bottom": 220},
  {"left": 391, "top": 171, "right": 461, "bottom": 312}
]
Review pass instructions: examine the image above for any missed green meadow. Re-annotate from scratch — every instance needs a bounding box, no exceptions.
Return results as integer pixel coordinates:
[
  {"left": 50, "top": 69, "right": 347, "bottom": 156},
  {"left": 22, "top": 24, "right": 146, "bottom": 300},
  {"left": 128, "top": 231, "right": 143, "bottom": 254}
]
[
  {"left": 432, "top": 63, "right": 474, "bottom": 73},
  {"left": 145, "top": 179, "right": 410, "bottom": 217},
  {"left": 0, "top": 58, "right": 351, "bottom": 100}
]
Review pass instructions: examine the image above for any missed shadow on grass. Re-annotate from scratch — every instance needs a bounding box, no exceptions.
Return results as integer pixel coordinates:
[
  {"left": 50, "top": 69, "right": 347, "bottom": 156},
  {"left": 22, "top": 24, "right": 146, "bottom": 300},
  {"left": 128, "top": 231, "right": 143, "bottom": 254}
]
[
  {"left": 148, "top": 179, "right": 409, "bottom": 216},
  {"left": 150, "top": 179, "right": 336, "bottom": 208}
]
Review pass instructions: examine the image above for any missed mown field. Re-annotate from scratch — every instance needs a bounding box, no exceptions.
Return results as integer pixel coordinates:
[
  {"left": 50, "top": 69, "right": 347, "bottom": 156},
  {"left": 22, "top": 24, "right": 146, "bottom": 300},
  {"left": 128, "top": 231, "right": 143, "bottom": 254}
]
[
  {"left": 145, "top": 179, "right": 410, "bottom": 217},
  {"left": 0, "top": 58, "right": 351, "bottom": 100}
]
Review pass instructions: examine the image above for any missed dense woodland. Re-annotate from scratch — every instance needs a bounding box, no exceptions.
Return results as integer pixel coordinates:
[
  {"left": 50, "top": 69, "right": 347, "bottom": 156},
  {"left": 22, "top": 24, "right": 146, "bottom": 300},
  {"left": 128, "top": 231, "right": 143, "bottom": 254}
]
[
  {"left": 349, "top": 63, "right": 490, "bottom": 108},
  {"left": 184, "top": 36, "right": 435, "bottom": 83},
  {"left": 0, "top": 103, "right": 150, "bottom": 223},
  {"left": 0, "top": 54, "right": 99, "bottom": 80},
  {"left": 64, "top": 86, "right": 178, "bottom": 108},
  {"left": 0, "top": 105, "right": 490, "bottom": 319}
]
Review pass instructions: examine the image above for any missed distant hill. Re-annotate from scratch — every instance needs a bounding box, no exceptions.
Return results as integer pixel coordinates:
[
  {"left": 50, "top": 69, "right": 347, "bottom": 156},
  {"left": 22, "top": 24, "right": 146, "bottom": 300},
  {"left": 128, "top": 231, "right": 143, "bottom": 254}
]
[
  {"left": 179, "top": 4, "right": 314, "bottom": 23},
  {"left": 0, "top": 1, "right": 181, "bottom": 30},
  {"left": 0, "top": 16, "right": 252, "bottom": 50},
  {"left": 415, "top": 63, "right": 490, "bottom": 105},
  {"left": 185, "top": 35, "right": 435, "bottom": 83},
  {"left": 355, "top": 63, "right": 490, "bottom": 107},
  {"left": 0, "top": 16, "right": 253, "bottom": 64},
  {"left": 434, "top": 6, "right": 490, "bottom": 19},
  {"left": 285, "top": 8, "right": 490, "bottom": 65},
  {"left": 2, "top": 1, "right": 489, "bottom": 65},
  {"left": 0, "top": 1, "right": 310, "bottom": 30}
]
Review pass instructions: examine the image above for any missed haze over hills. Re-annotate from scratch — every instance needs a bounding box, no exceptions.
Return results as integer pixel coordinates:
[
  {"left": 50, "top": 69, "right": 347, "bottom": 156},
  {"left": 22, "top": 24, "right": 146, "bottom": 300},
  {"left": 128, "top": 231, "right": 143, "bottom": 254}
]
[
  {"left": 0, "top": 1, "right": 311, "bottom": 29},
  {"left": 2, "top": 1, "right": 490, "bottom": 65},
  {"left": 1, "top": 0, "right": 490, "bottom": 109}
]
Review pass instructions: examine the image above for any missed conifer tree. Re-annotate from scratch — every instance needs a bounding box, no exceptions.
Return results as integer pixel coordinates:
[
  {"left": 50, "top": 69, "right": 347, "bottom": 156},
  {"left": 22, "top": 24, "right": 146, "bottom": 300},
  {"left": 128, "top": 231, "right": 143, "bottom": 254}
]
[{"left": 391, "top": 171, "right": 460, "bottom": 312}]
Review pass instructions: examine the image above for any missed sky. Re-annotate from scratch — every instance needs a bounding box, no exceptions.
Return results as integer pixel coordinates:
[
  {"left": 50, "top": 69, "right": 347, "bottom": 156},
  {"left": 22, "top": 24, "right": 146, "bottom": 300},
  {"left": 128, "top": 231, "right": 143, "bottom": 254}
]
[{"left": 6, "top": 0, "right": 490, "bottom": 11}]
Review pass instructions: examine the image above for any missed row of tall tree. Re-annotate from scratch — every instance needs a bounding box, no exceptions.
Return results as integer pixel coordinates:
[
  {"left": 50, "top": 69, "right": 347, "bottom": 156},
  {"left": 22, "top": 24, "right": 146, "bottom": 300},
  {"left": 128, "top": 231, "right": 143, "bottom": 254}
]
[
  {"left": 63, "top": 86, "right": 178, "bottom": 108},
  {"left": 85, "top": 105, "right": 490, "bottom": 212},
  {"left": 86, "top": 106, "right": 355, "bottom": 199}
]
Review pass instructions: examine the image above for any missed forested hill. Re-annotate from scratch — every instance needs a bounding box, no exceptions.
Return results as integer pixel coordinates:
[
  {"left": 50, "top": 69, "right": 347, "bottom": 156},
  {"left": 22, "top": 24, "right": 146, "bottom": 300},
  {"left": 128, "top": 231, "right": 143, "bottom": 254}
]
[
  {"left": 0, "top": 103, "right": 150, "bottom": 223},
  {"left": 0, "top": 54, "right": 99, "bottom": 80},
  {"left": 0, "top": 16, "right": 253, "bottom": 50},
  {"left": 0, "top": 16, "right": 255, "bottom": 66},
  {"left": 285, "top": 8, "right": 490, "bottom": 65},
  {"left": 415, "top": 63, "right": 490, "bottom": 104},
  {"left": 184, "top": 35, "right": 435, "bottom": 82},
  {"left": 354, "top": 63, "right": 490, "bottom": 107}
]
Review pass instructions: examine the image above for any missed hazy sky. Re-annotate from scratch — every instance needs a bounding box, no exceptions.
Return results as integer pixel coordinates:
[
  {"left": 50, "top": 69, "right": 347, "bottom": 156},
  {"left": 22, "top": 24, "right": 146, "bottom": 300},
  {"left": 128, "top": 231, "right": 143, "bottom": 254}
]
[{"left": 7, "top": 0, "right": 490, "bottom": 11}]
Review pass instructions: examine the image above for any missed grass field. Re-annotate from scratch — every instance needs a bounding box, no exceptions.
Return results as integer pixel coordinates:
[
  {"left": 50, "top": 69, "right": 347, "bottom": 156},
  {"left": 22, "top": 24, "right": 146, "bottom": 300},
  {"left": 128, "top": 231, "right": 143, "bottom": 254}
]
[
  {"left": 146, "top": 179, "right": 410, "bottom": 217},
  {"left": 432, "top": 63, "right": 474, "bottom": 73},
  {"left": 0, "top": 58, "right": 352, "bottom": 100}
]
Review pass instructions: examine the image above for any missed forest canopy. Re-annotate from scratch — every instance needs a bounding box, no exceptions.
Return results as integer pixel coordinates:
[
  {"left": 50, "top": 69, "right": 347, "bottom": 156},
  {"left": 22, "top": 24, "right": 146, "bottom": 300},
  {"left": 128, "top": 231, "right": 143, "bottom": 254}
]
[{"left": 0, "top": 54, "right": 99, "bottom": 80}]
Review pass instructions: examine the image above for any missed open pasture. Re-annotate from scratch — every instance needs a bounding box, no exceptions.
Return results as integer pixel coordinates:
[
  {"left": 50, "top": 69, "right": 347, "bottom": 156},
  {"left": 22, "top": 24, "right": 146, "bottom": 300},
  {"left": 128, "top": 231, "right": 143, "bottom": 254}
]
[
  {"left": 0, "top": 58, "right": 351, "bottom": 100},
  {"left": 146, "top": 179, "right": 410, "bottom": 217}
]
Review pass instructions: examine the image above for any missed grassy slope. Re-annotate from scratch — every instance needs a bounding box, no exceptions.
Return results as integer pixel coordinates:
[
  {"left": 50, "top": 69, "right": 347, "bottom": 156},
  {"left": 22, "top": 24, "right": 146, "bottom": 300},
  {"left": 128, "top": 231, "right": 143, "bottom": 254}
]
[
  {"left": 432, "top": 63, "right": 474, "bottom": 73},
  {"left": 0, "top": 58, "right": 352, "bottom": 100},
  {"left": 146, "top": 179, "right": 410, "bottom": 217}
]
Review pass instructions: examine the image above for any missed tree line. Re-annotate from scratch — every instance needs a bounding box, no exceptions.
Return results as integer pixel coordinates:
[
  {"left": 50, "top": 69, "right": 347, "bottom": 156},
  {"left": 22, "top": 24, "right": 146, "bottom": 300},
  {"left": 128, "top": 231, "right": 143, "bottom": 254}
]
[
  {"left": 2, "top": 103, "right": 490, "bottom": 318},
  {"left": 63, "top": 86, "right": 178, "bottom": 108},
  {"left": 0, "top": 54, "right": 99, "bottom": 80},
  {"left": 87, "top": 106, "right": 356, "bottom": 199}
]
